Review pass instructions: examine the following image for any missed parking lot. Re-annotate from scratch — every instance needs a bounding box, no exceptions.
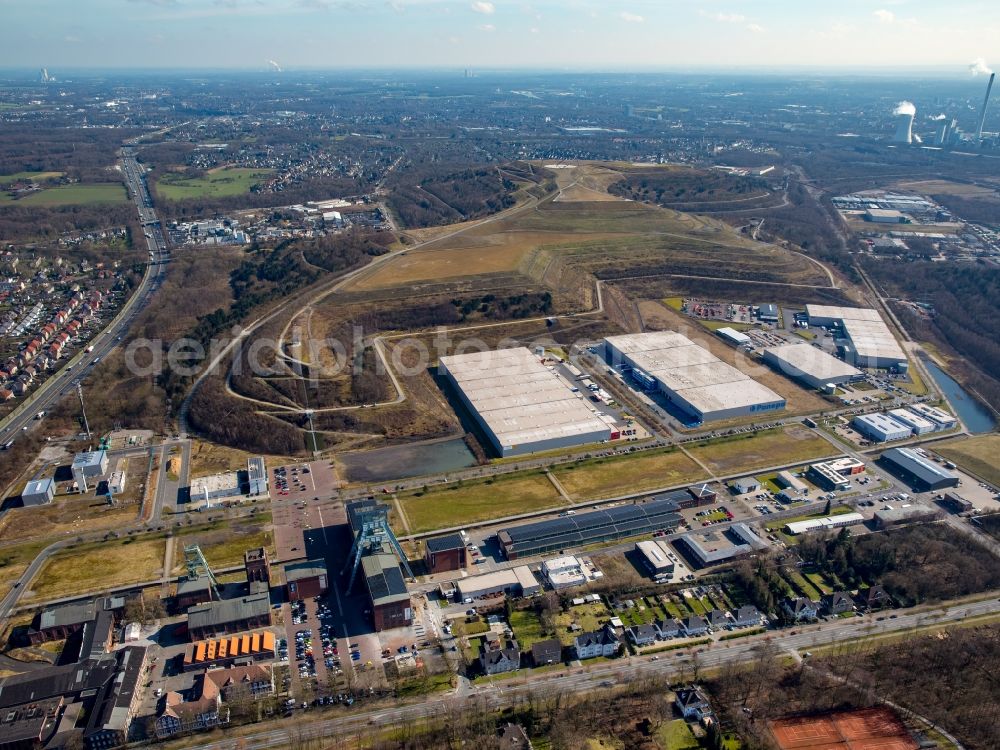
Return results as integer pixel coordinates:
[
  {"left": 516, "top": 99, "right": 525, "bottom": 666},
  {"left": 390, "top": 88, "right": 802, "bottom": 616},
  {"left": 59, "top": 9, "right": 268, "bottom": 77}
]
[{"left": 270, "top": 458, "right": 342, "bottom": 502}]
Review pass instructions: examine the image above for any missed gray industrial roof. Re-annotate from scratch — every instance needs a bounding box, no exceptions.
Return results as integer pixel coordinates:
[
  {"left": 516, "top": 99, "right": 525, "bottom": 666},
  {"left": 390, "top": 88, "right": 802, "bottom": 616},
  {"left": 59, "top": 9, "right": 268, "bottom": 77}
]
[
  {"left": 362, "top": 554, "right": 409, "bottom": 607},
  {"left": 284, "top": 559, "right": 328, "bottom": 582},
  {"left": 500, "top": 496, "right": 682, "bottom": 552},
  {"left": 38, "top": 600, "right": 97, "bottom": 631},
  {"left": 440, "top": 347, "right": 611, "bottom": 449},
  {"left": 881, "top": 447, "right": 958, "bottom": 485},
  {"left": 425, "top": 533, "right": 465, "bottom": 554},
  {"left": 71, "top": 450, "right": 106, "bottom": 469},
  {"left": 763, "top": 344, "right": 862, "bottom": 381},
  {"left": 187, "top": 592, "right": 270, "bottom": 630}
]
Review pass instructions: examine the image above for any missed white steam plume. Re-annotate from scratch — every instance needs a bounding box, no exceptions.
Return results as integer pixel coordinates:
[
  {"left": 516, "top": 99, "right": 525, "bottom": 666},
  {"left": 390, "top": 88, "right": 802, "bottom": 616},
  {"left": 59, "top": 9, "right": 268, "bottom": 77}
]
[
  {"left": 970, "top": 58, "right": 993, "bottom": 76},
  {"left": 267, "top": 59, "right": 282, "bottom": 72},
  {"left": 894, "top": 101, "right": 916, "bottom": 116},
  {"left": 930, "top": 113, "right": 947, "bottom": 121}
]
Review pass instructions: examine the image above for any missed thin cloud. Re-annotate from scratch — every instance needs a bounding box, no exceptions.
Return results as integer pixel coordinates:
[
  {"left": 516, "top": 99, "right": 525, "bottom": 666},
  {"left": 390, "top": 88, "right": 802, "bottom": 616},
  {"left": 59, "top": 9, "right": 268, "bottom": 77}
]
[
  {"left": 620, "top": 11, "right": 644, "bottom": 24},
  {"left": 477, "top": 23, "right": 495, "bottom": 31},
  {"left": 747, "top": 23, "right": 764, "bottom": 33},
  {"left": 470, "top": 1, "right": 494, "bottom": 14},
  {"left": 873, "top": 9, "right": 895, "bottom": 23},
  {"left": 702, "top": 11, "right": 746, "bottom": 24}
]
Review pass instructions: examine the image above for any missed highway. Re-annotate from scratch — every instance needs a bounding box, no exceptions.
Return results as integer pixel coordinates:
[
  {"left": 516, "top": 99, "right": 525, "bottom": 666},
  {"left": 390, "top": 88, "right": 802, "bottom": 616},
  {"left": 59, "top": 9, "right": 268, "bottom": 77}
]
[
  {"left": 184, "top": 594, "right": 1000, "bottom": 750},
  {"left": 0, "top": 144, "right": 171, "bottom": 619},
  {"left": 0, "top": 146, "right": 169, "bottom": 446}
]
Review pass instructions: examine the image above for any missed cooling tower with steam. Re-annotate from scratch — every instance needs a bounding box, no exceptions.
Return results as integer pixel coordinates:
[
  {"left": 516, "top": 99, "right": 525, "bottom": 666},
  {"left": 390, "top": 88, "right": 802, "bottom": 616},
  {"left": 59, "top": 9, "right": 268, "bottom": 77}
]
[
  {"left": 892, "top": 101, "right": 916, "bottom": 144},
  {"left": 976, "top": 73, "right": 995, "bottom": 141}
]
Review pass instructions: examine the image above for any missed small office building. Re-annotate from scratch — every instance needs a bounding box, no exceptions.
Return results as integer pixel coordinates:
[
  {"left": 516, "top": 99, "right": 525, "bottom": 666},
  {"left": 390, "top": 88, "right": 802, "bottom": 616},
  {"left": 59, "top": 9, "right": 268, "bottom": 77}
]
[
  {"left": 853, "top": 413, "right": 912, "bottom": 442},
  {"left": 284, "top": 560, "right": 329, "bottom": 601}
]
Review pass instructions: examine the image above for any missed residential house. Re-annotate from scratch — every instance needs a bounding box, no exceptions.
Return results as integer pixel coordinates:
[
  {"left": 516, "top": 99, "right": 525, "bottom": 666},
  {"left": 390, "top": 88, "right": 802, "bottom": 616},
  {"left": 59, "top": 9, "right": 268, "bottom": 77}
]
[
  {"left": 674, "top": 686, "right": 712, "bottom": 721},
  {"left": 731, "top": 605, "right": 762, "bottom": 628},
  {"left": 706, "top": 609, "right": 729, "bottom": 631},
  {"left": 530, "top": 639, "right": 562, "bottom": 667},
  {"left": 858, "top": 585, "right": 893, "bottom": 610},
  {"left": 155, "top": 684, "right": 225, "bottom": 739},
  {"left": 783, "top": 597, "right": 819, "bottom": 621},
  {"left": 654, "top": 618, "right": 683, "bottom": 639},
  {"left": 681, "top": 616, "right": 708, "bottom": 637},
  {"left": 573, "top": 626, "right": 620, "bottom": 660},
  {"left": 627, "top": 624, "right": 658, "bottom": 647},
  {"left": 480, "top": 639, "right": 521, "bottom": 676},
  {"left": 824, "top": 591, "right": 855, "bottom": 616},
  {"left": 204, "top": 665, "right": 274, "bottom": 701}
]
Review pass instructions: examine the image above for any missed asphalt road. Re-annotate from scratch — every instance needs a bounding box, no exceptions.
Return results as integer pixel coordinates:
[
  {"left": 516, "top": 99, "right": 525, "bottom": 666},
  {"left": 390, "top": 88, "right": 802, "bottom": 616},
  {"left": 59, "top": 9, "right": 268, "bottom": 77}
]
[
  {"left": 0, "top": 145, "right": 169, "bottom": 618},
  {"left": 0, "top": 147, "right": 168, "bottom": 444},
  {"left": 185, "top": 594, "right": 1000, "bottom": 750}
]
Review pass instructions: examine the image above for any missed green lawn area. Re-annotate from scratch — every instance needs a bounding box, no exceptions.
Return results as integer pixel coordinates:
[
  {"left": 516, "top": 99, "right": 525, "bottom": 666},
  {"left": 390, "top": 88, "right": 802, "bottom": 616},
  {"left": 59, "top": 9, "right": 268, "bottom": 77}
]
[
  {"left": 0, "top": 183, "right": 128, "bottom": 206},
  {"left": 786, "top": 569, "right": 823, "bottom": 600},
  {"left": 554, "top": 602, "right": 609, "bottom": 645},
  {"left": 804, "top": 571, "right": 833, "bottom": 595},
  {"left": 657, "top": 719, "right": 700, "bottom": 750},
  {"left": 155, "top": 167, "right": 274, "bottom": 200},
  {"left": 681, "top": 593, "right": 707, "bottom": 616},
  {"left": 687, "top": 426, "right": 835, "bottom": 476},
  {"left": 552, "top": 447, "right": 706, "bottom": 500},
  {"left": 26, "top": 537, "right": 165, "bottom": 601},
  {"left": 451, "top": 618, "right": 489, "bottom": 638},
  {"left": 757, "top": 472, "right": 783, "bottom": 495},
  {"left": 661, "top": 597, "right": 686, "bottom": 620},
  {"left": 0, "top": 170, "right": 64, "bottom": 182},
  {"left": 663, "top": 297, "right": 684, "bottom": 311},
  {"left": 618, "top": 601, "right": 661, "bottom": 627},
  {"left": 396, "top": 472, "right": 562, "bottom": 534},
  {"left": 197, "top": 529, "right": 273, "bottom": 570},
  {"left": 509, "top": 608, "right": 548, "bottom": 647},
  {"left": 935, "top": 434, "right": 1000, "bottom": 487}
]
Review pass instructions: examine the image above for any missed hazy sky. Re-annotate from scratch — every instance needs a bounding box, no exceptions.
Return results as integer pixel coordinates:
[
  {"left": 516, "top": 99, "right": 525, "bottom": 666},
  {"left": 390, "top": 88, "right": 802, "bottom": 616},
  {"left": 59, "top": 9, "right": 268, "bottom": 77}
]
[{"left": 2, "top": 0, "right": 998, "bottom": 71}]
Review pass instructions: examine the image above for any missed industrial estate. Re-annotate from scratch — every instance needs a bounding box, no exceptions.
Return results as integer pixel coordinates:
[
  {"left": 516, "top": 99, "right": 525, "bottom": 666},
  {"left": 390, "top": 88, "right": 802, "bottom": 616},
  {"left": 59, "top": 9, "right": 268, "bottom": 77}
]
[{"left": 0, "top": 35, "right": 999, "bottom": 750}]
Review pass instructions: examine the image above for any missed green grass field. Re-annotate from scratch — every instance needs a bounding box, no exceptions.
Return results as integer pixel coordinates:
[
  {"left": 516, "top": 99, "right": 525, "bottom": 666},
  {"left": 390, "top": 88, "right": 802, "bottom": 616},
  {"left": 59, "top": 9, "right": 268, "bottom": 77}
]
[
  {"left": 657, "top": 719, "right": 700, "bottom": 750},
  {"left": 688, "top": 426, "right": 835, "bottom": 475},
  {"left": 0, "top": 183, "right": 127, "bottom": 206},
  {"left": 155, "top": 167, "right": 274, "bottom": 200},
  {"left": 397, "top": 472, "right": 562, "bottom": 534},
  {"left": 552, "top": 448, "right": 706, "bottom": 500},
  {"left": 509, "top": 608, "right": 548, "bottom": 648},
  {"left": 935, "top": 434, "right": 1000, "bottom": 487},
  {"left": 26, "top": 537, "right": 165, "bottom": 602},
  {"left": 0, "top": 170, "right": 64, "bottom": 183}
]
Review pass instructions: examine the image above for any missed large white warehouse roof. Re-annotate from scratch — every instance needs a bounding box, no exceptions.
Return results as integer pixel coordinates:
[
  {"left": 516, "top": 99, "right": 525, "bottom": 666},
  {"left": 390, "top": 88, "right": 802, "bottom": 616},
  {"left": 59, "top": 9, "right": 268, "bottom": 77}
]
[
  {"left": 439, "top": 347, "right": 611, "bottom": 453},
  {"left": 605, "top": 331, "right": 785, "bottom": 421},
  {"left": 763, "top": 343, "right": 862, "bottom": 386}
]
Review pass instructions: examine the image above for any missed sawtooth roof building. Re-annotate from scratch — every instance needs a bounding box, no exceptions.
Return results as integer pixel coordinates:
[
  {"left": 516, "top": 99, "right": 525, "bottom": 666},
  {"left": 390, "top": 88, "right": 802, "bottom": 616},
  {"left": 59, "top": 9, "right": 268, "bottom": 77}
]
[
  {"left": 498, "top": 496, "right": 682, "bottom": 560},
  {"left": 439, "top": 347, "right": 612, "bottom": 457},
  {"left": 604, "top": 331, "right": 785, "bottom": 423}
]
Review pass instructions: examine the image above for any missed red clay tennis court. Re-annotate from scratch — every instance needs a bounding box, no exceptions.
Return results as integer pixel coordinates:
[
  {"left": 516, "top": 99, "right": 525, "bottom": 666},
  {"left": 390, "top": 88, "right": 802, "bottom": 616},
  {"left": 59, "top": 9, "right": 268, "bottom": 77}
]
[{"left": 769, "top": 706, "right": 918, "bottom": 750}]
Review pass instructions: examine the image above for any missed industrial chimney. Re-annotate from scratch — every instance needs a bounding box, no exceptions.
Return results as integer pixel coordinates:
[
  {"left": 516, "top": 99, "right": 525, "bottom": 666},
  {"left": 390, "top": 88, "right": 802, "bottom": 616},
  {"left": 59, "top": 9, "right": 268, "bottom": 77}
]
[{"left": 976, "top": 72, "right": 995, "bottom": 141}]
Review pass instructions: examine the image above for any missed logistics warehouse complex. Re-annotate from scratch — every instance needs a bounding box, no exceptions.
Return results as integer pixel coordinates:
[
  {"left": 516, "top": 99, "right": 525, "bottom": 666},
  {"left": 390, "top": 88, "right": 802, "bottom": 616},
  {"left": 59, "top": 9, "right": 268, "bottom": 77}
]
[
  {"left": 439, "top": 347, "right": 612, "bottom": 457},
  {"left": 805, "top": 305, "right": 907, "bottom": 370},
  {"left": 762, "top": 343, "right": 862, "bottom": 390},
  {"left": 605, "top": 331, "right": 785, "bottom": 422}
]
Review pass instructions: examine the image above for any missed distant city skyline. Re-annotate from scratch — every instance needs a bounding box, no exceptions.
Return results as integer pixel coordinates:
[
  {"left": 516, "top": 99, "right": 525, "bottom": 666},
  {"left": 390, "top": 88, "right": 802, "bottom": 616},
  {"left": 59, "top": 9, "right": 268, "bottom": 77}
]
[{"left": 0, "top": 0, "right": 997, "bottom": 72}]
